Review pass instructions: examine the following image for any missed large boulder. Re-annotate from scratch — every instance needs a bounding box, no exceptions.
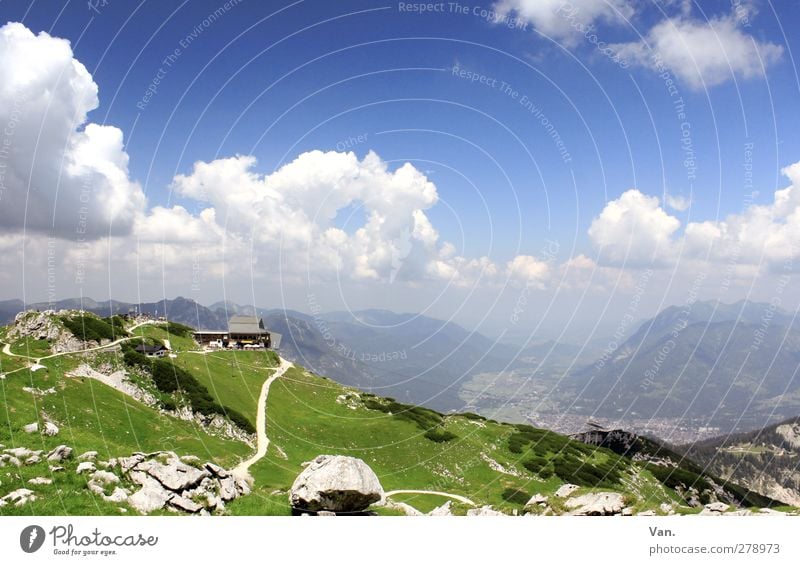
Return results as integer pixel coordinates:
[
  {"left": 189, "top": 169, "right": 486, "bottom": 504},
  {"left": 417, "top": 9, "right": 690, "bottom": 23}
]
[
  {"left": 565, "top": 492, "right": 626, "bottom": 516},
  {"left": 289, "top": 455, "right": 384, "bottom": 513}
]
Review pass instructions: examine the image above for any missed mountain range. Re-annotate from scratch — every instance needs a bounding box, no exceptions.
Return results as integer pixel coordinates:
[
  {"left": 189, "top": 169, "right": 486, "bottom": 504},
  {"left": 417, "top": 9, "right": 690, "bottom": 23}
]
[{"left": 3, "top": 296, "right": 800, "bottom": 437}]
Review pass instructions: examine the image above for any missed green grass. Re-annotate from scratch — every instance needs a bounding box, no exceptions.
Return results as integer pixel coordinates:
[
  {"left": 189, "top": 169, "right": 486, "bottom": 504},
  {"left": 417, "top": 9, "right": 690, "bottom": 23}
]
[
  {"left": 129, "top": 324, "right": 199, "bottom": 353},
  {"left": 171, "top": 350, "right": 279, "bottom": 428},
  {"left": 0, "top": 352, "right": 250, "bottom": 516},
  {"left": 9, "top": 337, "right": 52, "bottom": 358},
  {"left": 226, "top": 368, "right": 677, "bottom": 516},
  {"left": 387, "top": 492, "right": 457, "bottom": 513},
  {"left": 1, "top": 329, "right": 771, "bottom": 517}
]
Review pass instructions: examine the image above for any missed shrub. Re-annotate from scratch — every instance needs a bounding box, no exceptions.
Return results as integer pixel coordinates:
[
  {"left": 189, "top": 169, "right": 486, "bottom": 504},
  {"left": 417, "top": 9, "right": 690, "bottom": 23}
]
[
  {"left": 164, "top": 322, "right": 194, "bottom": 337},
  {"left": 61, "top": 314, "right": 128, "bottom": 343},
  {"left": 424, "top": 428, "right": 458, "bottom": 443},
  {"left": 502, "top": 488, "right": 530, "bottom": 505}
]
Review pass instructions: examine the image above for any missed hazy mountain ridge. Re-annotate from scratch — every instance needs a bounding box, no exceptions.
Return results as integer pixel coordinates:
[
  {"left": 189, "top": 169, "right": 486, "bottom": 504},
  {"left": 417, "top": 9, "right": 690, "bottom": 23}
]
[{"left": 565, "top": 301, "right": 800, "bottom": 431}]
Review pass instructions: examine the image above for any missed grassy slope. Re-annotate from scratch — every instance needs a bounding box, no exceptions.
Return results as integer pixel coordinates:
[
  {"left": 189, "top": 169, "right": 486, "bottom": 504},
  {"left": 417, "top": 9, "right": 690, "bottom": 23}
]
[
  {"left": 0, "top": 316, "right": 778, "bottom": 516},
  {"left": 0, "top": 351, "right": 249, "bottom": 516},
  {"left": 226, "top": 366, "right": 676, "bottom": 516}
]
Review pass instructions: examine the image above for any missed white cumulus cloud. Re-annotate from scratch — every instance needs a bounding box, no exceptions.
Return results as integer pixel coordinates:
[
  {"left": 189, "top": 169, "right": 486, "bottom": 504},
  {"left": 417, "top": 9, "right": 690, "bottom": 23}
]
[
  {"left": 0, "top": 22, "right": 145, "bottom": 238},
  {"left": 614, "top": 13, "right": 782, "bottom": 89},
  {"left": 588, "top": 189, "right": 680, "bottom": 265}
]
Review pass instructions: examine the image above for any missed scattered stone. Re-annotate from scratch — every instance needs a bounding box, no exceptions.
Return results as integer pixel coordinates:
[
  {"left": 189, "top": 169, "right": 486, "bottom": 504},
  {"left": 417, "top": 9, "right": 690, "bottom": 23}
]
[
  {"left": 128, "top": 478, "right": 172, "bottom": 513},
  {"left": 78, "top": 451, "right": 99, "bottom": 461},
  {"left": 428, "top": 501, "right": 454, "bottom": 516},
  {"left": 28, "top": 477, "right": 52, "bottom": 485},
  {"left": 622, "top": 507, "right": 633, "bottom": 516},
  {"left": 0, "top": 488, "right": 37, "bottom": 507},
  {"left": 466, "top": 505, "right": 505, "bottom": 516},
  {"left": 759, "top": 508, "right": 787, "bottom": 516},
  {"left": 317, "top": 510, "right": 337, "bottom": 516},
  {"left": 525, "top": 493, "right": 548, "bottom": 507},
  {"left": 23, "top": 422, "right": 39, "bottom": 434},
  {"left": 554, "top": 484, "right": 580, "bottom": 498},
  {"left": 87, "top": 470, "right": 120, "bottom": 496},
  {"left": 181, "top": 455, "right": 201, "bottom": 465},
  {"left": 140, "top": 453, "right": 209, "bottom": 491},
  {"left": 49, "top": 465, "right": 65, "bottom": 473},
  {"left": 289, "top": 455, "right": 384, "bottom": 513},
  {"left": 566, "top": 492, "right": 626, "bottom": 516},
  {"left": 76, "top": 461, "right": 97, "bottom": 474},
  {"left": 4, "top": 447, "right": 36, "bottom": 459},
  {"left": 637, "top": 510, "right": 657, "bottom": 516},
  {"left": 0, "top": 454, "right": 22, "bottom": 467},
  {"left": 169, "top": 495, "right": 202, "bottom": 513},
  {"left": 24, "top": 455, "right": 42, "bottom": 465},
  {"left": 43, "top": 421, "right": 60, "bottom": 436},
  {"left": 700, "top": 502, "right": 730, "bottom": 515},
  {"left": 46, "top": 445, "right": 73, "bottom": 462},
  {"left": 120, "top": 451, "right": 247, "bottom": 514}
]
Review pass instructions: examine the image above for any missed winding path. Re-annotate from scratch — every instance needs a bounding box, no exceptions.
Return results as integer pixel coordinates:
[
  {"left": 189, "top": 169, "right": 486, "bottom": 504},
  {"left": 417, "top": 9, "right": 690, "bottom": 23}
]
[
  {"left": 383, "top": 489, "right": 475, "bottom": 506},
  {"left": 232, "top": 356, "right": 294, "bottom": 480},
  {"left": 0, "top": 320, "right": 162, "bottom": 363}
]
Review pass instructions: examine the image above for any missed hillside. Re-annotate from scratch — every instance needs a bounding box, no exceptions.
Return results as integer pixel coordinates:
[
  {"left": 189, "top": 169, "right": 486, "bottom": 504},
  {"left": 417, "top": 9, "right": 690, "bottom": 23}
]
[
  {"left": 564, "top": 301, "right": 800, "bottom": 432},
  {"left": 0, "top": 310, "right": 791, "bottom": 516},
  {"left": 678, "top": 417, "right": 800, "bottom": 506}
]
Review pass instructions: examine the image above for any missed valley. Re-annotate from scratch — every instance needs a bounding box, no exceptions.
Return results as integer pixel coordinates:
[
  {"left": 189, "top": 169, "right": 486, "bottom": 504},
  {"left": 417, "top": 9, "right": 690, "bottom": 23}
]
[{"left": 1, "top": 307, "right": 793, "bottom": 516}]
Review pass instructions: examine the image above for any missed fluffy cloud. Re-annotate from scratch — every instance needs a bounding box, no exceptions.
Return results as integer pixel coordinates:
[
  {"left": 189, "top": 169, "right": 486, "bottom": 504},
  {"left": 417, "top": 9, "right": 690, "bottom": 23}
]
[
  {"left": 590, "top": 161, "right": 800, "bottom": 270},
  {"left": 0, "top": 22, "right": 145, "bottom": 239},
  {"left": 588, "top": 189, "right": 680, "bottom": 265},
  {"left": 615, "top": 13, "right": 782, "bottom": 88},
  {"left": 493, "top": 0, "right": 633, "bottom": 43}
]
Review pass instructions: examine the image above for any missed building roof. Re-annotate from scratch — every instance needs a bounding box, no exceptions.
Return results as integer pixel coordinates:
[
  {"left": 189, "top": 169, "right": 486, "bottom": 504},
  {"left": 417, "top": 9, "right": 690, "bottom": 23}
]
[
  {"left": 135, "top": 344, "right": 165, "bottom": 353},
  {"left": 228, "top": 316, "right": 269, "bottom": 335}
]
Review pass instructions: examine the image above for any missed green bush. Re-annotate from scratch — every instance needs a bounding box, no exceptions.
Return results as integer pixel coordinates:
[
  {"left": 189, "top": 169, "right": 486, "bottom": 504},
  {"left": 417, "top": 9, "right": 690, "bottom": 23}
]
[
  {"left": 164, "top": 322, "right": 194, "bottom": 337},
  {"left": 121, "top": 347, "right": 255, "bottom": 434},
  {"left": 423, "top": 428, "right": 458, "bottom": 443},
  {"left": 502, "top": 488, "right": 530, "bottom": 505},
  {"left": 61, "top": 314, "right": 128, "bottom": 343}
]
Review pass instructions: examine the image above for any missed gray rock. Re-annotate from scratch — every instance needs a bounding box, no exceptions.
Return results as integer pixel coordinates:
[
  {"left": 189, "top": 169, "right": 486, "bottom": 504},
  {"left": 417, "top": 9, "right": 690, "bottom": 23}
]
[
  {"left": 219, "top": 476, "right": 238, "bottom": 501},
  {"left": 24, "top": 455, "right": 42, "bottom": 465},
  {"left": 43, "top": 422, "right": 59, "bottom": 436},
  {"left": 1, "top": 454, "right": 22, "bottom": 467},
  {"left": 76, "top": 461, "right": 97, "bottom": 474},
  {"left": 700, "top": 502, "right": 730, "bottom": 515},
  {"left": 555, "top": 484, "right": 580, "bottom": 498},
  {"left": 128, "top": 477, "right": 172, "bottom": 513},
  {"left": 565, "top": 492, "right": 626, "bottom": 516},
  {"left": 87, "top": 470, "right": 120, "bottom": 496},
  {"left": 23, "top": 422, "right": 38, "bottom": 434},
  {"left": 0, "top": 488, "right": 37, "bottom": 507},
  {"left": 637, "top": 510, "right": 657, "bottom": 516},
  {"left": 428, "top": 501, "right": 453, "bottom": 516},
  {"left": 204, "top": 462, "right": 229, "bottom": 478},
  {"left": 46, "top": 445, "right": 73, "bottom": 462},
  {"left": 466, "top": 505, "right": 505, "bottom": 516},
  {"left": 78, "top": 451, "right": 98, "bottom": 461},
  {"left": 289, "top": 455, "right": 384, "bottom": 512},
  {"left": 104, "top": 488, "right": 128, "bottom": 503},
  {"left": 4, "top": 447, "right": 36, "bottom": 459},
  {"left": 169, "top": 495, "right": 202, "bottom": 513},
  {"left": 118, "top": 453, "right": 146, "bottom": 473},
  {"left": 526, "top": 493, "right": 548, "bottom": 507},
  {"left": 622, "top": 507, "right": 634, "bottom": 516},
  {"left": 28, "top": 477, "right": 52, "bottom": 485},
  {"left": 142, "top": 456, "right": 210, "bottom": 491}
]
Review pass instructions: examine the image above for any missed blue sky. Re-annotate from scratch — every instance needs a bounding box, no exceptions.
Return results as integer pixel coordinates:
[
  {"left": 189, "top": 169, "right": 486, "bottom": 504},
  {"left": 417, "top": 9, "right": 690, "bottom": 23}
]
[{"left": 1, "top": 0, "right": 800, "bottom": 336}]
